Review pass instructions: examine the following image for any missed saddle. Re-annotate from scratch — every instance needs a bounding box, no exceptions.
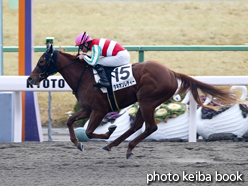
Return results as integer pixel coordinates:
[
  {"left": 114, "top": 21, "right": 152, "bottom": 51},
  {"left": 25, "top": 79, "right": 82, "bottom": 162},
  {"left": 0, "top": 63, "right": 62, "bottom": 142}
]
[{"left": 93, "top": 64, "right": 136, "bottom": 111}]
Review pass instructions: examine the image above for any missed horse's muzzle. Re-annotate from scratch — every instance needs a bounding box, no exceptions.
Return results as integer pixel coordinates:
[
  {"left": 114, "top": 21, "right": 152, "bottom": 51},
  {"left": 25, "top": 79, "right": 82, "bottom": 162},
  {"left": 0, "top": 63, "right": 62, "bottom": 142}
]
[{"left": 27, "top": 76, "right": 40, "bottom": 85}]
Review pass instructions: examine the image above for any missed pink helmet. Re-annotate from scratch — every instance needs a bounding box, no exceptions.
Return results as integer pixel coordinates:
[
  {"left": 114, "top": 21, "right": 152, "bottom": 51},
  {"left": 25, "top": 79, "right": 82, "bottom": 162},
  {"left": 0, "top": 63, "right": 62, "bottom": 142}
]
[{"left": 75, "top": 32, "right": 92, "bottom": 46}]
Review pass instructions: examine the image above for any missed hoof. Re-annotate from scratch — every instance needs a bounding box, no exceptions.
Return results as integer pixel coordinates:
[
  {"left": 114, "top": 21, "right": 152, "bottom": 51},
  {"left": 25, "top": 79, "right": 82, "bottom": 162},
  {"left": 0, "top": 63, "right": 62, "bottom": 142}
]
[
  {"left": 77, "top": 143, "right": 84, "bottom": 151},
  {"left": 126, "top": 152, "right": 133, "bottom": 159},
  {"left": 102, "top": 145, "right": 111, "bottom": 151},
  {"left": 108, "top": 125, "right": 117, "bottom": 132}
]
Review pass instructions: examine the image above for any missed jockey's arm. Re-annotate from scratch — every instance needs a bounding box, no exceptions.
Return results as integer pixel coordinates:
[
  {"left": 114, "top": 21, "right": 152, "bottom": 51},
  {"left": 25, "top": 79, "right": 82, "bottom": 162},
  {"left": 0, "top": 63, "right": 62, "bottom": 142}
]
[{"left": 84, "top": 45, "right": 101, "bottom": 67}]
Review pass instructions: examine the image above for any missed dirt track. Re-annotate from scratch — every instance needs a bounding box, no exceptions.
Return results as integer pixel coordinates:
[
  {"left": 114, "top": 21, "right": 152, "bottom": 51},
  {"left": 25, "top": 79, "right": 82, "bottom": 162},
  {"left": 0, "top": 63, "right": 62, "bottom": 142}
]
[{"left": 1, "top": 141, "right": 248, "bottom": 186}]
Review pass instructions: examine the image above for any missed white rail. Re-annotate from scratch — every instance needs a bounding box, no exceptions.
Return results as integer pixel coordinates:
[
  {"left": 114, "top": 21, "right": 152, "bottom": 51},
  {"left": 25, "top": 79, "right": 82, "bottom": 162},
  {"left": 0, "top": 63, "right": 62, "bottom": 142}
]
[{"left": 1, "top": 76, "right": 248, "bottom": 142}]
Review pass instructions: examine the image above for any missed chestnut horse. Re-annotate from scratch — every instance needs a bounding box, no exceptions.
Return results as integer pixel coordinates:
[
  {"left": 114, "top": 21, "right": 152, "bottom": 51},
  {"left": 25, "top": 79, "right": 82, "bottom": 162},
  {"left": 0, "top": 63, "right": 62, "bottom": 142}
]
[{"left": 28, "top": 45, "right": 240, "bottom": 159}]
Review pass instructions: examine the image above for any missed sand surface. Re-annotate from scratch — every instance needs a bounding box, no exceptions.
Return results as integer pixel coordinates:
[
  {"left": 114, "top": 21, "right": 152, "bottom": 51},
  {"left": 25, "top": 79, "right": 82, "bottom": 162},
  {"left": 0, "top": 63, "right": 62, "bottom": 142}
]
[{"left": 1, "top": 141, "right": 248, "bottom": 186}]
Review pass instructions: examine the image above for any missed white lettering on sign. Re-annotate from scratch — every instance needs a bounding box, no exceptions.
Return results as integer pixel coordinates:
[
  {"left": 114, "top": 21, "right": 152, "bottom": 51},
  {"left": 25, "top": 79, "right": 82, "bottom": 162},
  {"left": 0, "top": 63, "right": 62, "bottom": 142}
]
[{"left": 0, "top": 76, "right": 72, "bottom": 92}]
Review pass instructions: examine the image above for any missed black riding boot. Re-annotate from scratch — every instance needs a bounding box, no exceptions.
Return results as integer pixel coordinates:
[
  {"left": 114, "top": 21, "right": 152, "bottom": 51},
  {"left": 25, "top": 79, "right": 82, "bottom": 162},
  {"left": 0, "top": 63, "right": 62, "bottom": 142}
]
[{"left": 93, "top": 64, "right": 111, "bottom": 88}]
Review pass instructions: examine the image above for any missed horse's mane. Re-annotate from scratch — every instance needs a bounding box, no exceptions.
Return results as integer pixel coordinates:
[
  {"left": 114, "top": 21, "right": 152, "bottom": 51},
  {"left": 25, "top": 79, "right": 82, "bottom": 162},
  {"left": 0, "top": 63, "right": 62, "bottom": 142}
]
[{"left": 59, "top": 49, "right": 78, "bottom": 60}]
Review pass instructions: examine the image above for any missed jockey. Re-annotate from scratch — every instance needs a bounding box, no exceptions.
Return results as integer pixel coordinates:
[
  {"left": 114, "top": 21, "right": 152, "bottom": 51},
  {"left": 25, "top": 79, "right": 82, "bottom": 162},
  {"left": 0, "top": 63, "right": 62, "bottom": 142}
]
[{"left": 75, "top": 32, "right": 130, "bottom": 88}]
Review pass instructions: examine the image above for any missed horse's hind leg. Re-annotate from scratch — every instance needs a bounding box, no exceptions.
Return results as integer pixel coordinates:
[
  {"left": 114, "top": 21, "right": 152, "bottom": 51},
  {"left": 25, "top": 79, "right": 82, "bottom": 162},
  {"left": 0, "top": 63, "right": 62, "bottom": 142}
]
[
  {"left": 126, "top": 104, "right": 158, "bottom": 159},
  {"left": 102, "top": 108, "right": 144, "bottom": 151},
  {"left": 67, "top": 109, "right": 90, "bottom": 150}
]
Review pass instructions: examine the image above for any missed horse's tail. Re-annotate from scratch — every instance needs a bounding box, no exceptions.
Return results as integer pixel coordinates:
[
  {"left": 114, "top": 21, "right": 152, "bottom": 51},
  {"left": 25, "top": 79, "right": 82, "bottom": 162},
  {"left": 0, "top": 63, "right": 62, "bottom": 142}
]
[{"left": 174, "top": 72, "right": 241, "bottom": 109}]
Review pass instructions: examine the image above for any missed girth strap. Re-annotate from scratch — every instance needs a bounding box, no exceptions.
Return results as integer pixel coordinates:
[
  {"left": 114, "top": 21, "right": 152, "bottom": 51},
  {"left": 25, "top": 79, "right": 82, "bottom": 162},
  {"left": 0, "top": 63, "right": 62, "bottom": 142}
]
[
  {"left": 107, "top": 90, "right": 120, "bottom": 112},
  {"left": 103, "top": 66, "right": 120, "bottom": 112}
]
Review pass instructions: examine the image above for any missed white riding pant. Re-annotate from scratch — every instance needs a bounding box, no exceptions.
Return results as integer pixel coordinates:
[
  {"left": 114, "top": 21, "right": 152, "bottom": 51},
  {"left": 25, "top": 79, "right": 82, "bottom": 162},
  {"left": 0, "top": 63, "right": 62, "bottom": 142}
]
[{"left": 97, "top": 50, "right": 130, "bottom": 67}]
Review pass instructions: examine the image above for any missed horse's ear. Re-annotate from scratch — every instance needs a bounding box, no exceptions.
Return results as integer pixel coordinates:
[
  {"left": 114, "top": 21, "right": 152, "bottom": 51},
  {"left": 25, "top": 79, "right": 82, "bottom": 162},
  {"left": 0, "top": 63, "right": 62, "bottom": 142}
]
[
  {"left": 46, "top": 43, "right": 53, "bottom": 54},
  {"left": 49, "top": 44, "right": 53, "bottom": 54}
]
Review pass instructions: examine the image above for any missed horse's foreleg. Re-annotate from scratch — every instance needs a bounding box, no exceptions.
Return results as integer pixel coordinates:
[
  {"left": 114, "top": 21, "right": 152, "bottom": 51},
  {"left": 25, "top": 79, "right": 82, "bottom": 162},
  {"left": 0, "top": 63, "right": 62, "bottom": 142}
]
[
  {"left": 103, "top": 109, "right": 144, "bottom": 152},
  {"left": 67, "top": 109, "right": 90, "bottom": 149},
  {"left": 85, "top": 111, "right": 116, "bottom": 139}
]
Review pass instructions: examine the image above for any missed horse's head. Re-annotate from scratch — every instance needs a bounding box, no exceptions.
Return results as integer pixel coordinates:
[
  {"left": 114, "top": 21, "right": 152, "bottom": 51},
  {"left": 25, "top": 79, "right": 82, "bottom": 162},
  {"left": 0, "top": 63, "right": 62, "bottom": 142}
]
[{"left": 28, "top": 44, "right": 59, "bottom": 85}]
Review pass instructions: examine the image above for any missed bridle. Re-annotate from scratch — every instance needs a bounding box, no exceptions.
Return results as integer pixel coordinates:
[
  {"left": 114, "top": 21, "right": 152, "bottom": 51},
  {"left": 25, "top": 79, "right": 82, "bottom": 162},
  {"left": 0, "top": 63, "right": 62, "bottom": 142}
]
[
  {"left": 35, "top": 44, "right": 91, "bottom": 95},
  {"left": 35, "top": 49, "right": 59, "bottom": 78},
  {"left": 35, "top": 45, "right": 80, "bottom": 79}
]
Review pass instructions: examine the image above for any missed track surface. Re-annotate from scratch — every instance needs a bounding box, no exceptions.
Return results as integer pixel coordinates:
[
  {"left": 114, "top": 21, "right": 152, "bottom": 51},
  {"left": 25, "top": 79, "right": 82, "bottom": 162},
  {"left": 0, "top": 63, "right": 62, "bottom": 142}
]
[{"left": 1, "top": 141, "right": 248, "bottom": 186}]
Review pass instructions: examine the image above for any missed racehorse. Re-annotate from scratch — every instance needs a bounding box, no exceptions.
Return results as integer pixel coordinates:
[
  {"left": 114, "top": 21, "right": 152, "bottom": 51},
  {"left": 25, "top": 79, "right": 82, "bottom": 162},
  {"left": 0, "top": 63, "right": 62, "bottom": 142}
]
[{"left": 28, "top": 45, "right": 241, "bottom": 159}]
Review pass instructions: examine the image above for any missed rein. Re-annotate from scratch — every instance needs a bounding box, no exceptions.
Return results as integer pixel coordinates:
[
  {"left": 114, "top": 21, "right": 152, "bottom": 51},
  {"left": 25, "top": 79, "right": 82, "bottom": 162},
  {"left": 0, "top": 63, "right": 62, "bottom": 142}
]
[{"left": 73, "top": 65, "right": 88, "bottom": 95}]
